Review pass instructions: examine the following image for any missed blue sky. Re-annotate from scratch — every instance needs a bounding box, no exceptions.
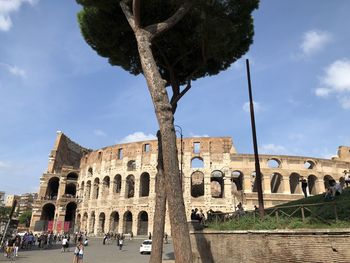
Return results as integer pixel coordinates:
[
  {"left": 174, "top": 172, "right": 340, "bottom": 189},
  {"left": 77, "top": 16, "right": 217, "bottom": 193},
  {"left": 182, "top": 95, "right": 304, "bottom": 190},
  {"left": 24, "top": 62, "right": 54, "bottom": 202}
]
[{"left": 1, "top": 0, "right": 350, "bottom": 194}]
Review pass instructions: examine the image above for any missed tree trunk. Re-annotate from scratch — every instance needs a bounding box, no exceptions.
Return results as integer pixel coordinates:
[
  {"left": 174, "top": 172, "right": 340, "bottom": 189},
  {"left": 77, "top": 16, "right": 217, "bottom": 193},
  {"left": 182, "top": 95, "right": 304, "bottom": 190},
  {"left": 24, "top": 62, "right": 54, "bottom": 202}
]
[
  {"left": 149, "top": 131, "right": 166, "bottom": 263},
  {"left": 135, "top": 29, "right": 192, "bottom": 263}
]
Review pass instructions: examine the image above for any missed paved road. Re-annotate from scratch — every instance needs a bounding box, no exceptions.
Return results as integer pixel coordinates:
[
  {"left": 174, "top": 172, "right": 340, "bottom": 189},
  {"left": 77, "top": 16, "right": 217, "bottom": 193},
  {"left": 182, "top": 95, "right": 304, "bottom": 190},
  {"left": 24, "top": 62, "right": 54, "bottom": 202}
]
[{"left": 0, "top": 237, "right": 174, "bottom": 263}]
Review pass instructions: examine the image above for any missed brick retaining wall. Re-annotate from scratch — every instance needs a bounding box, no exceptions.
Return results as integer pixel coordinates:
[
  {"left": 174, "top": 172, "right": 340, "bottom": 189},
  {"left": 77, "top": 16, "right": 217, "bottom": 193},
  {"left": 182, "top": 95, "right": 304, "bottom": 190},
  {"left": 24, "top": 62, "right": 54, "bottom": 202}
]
[{"left": 190, "top": 229, "right": 350, "bottom": 263}]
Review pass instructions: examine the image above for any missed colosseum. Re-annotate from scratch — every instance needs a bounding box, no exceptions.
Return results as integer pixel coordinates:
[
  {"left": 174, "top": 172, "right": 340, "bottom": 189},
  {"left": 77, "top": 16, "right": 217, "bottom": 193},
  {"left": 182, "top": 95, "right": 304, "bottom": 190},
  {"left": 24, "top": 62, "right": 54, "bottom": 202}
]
[{"left": 30, "top": 131, "right": 350, "bottom": 236}]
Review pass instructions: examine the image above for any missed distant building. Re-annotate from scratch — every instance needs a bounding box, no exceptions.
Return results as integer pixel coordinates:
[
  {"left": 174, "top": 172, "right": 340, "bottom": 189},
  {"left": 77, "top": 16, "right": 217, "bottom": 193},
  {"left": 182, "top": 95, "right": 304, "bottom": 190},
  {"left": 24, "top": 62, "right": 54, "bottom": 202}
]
[
  {"left": 18, "top": 193, "right": 37, "bottom": 216},
  {"left": 5, "top": 195, "right": 20, "bottom": 208},
  {"left": 0, "top": 191, "right": 5, "bottom": 207}
]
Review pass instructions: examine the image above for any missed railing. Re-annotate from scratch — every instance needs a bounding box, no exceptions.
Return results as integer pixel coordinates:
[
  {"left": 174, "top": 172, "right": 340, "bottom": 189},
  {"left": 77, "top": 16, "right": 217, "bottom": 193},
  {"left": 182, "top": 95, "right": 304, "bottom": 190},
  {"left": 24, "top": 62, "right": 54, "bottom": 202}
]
[{"left": 207, "top": 200, "right": 350, "bottom": 226}]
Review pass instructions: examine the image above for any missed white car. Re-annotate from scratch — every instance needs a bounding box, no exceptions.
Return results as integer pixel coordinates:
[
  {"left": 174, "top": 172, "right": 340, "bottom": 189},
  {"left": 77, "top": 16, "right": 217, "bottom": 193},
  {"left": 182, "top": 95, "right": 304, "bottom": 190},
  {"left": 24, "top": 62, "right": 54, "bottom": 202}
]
[{"left": 140, "top": 239, "right": 152, "bottom": 254}]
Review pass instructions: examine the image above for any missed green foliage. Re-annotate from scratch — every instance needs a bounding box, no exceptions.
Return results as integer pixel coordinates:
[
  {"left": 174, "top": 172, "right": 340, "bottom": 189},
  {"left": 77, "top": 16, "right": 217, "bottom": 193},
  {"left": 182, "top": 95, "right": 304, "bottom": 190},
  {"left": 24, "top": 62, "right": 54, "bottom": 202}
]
[
  {"left": 76, "top": 0, "right": 259, "bottom": 87},
  {"left": 0, "top": 206, "right": 11, "bottom": 218},
  {"left": 209, "top": 188, "right": 350, "bottom": 230},
  {"left": 18, "top": 211, "right": 32, "bottom": 227}
]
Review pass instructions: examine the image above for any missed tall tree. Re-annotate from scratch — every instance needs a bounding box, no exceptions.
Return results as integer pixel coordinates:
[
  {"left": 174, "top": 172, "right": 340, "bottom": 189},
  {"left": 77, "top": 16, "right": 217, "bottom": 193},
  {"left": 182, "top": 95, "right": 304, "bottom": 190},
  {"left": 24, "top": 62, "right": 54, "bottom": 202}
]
[{"left": 76, "top": 1, "right": 258, "bottom": 262}]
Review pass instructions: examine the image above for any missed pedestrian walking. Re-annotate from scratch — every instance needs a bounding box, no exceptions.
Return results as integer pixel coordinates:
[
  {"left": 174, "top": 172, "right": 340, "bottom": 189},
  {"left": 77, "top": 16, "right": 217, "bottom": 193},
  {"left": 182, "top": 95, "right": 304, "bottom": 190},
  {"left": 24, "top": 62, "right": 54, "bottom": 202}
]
[{"left": 118, "top": 238, "right": 124, "bottom": 250}]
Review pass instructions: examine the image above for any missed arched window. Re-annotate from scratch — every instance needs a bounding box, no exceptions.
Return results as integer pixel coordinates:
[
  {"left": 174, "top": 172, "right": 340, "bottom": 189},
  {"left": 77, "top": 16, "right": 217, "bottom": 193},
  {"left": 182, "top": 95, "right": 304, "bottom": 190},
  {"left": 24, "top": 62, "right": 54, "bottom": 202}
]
[
  {"left": 211, "top": 170, "right": 224, "bottom": 198},
  {"left": 137, "top": 211, "right": 148, "bottom": 235},
  {"left": 308, "top": 175, "right": 317, "bottom": 195},
  {"left": 191, "top": 171, "right": 204, "bottom": 197},
  {"left": 65, "top": 183, "right": 76, "bottom": 197},
  {"left": 93, "top": 178, "right": 100, "bottom": 199},
  {"left": 267, "top": 159, "right": 281, "bottom": 168},
  {"left": 87, "top": 167, "right": 93, "bottom": 177},
  {"left": 270, "top": 173, "right": 283, "bottom": 193},
  {"left": 127, "top": 160, "right": 136, "bottom": 171},
  {"left": 102, "top": 176, "right": 110, "bottom": 197},
  {"left": 191, "top": 157, "right": 204, "bottom": 168},
  {"left": 67, "top": 172, "right": 78, "bottom": 180},
  {"left": 114, "top": 175, "right": 122, "bottom": 194},
  {"left": 290, "top": 173, "right": 301, "bottom": 194},
  {"left": 125, "top": 175, "right": 135, "bottom": 198},
  {"left": 110, "top": 212, "right": 119, "bottom": 233},
  {"left": 139, "top": 173, "right": 150, "bottom": 197},
  {"left": 99, "top": 212, "right": 106, "bottom": 234},
  {"left": 231, "top": 171, "right": 243, "bottom": 191},
  {"left": 123, "top": 211, "right": 133, "bottom": 234},
  {"left": 65, "top": 202, "right": 77, "bottom": 232},
  {"left": 304, "top": 160, "right": 316, "bottom": 169},
  {"left": 46, "top": 177, "right": 60, "bottom": 200}
]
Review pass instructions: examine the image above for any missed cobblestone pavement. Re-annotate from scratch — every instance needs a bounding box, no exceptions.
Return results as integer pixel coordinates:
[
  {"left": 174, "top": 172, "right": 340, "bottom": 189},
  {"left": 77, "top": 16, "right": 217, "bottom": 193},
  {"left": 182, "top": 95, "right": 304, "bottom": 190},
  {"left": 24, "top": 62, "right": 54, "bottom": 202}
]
[{"left": 0, "top": 237, "right": 174, "bottom": 263}]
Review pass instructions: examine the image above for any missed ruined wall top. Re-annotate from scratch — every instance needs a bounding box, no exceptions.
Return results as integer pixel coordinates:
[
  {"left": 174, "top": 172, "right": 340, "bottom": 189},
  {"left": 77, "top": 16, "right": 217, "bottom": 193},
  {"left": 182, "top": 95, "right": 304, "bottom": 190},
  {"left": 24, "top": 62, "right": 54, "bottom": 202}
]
[
  {"left": 80, "top": 136, "right": 236, "bottom": 167},
  {"left": 336, "top": 146, "right": 350, "bottom": 162},
  {"left": 47, "top": 131, "right": 91, "bottom": 174}
]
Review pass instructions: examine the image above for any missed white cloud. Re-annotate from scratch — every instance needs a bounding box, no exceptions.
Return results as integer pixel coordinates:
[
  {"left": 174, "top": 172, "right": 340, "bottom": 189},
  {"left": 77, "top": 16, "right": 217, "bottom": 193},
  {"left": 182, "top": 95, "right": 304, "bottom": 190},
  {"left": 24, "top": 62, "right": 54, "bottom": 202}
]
[
  {"left": 118, "top": 132, "right": 156, "bottom": 144},
  {"left": 259, "top": 144, "right": 287, "bottom": 155},
  {"left": 338, "top": 96, "right": 350, "bottom": 110},
  {"left": 0, "top": 160, "right": 10, "bottom": 169},
  {"left": 189, "top": 132, "right": 209, "bottom": 138},
  {"left": 315, "top": 87, "right": 332, "bottom": 97},
  {"left": 242, "top": 101, "right": 262, "bottom": 113},
  {"left": 94, "top": 129, "right": 106, "bottom": 137},
  {"left": 315, "top": 59, "right": 350, "bottom": 109},
  {"left": 0, "top": 62, "right": 26, "bottom": 77},
  {"left": 0, "top": 0, "right": 38, "bottom": 31},
  {"left": 300, "top": 30, "right": 332, "bottom": 56}
]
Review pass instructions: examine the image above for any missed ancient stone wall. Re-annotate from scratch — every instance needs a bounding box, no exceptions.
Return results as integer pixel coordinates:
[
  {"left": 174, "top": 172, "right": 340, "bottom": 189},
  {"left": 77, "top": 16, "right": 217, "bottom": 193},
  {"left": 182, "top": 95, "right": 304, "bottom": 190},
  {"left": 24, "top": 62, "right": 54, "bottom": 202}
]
[
  {"left": 31, "top": 132, "right": 350, "bottom": 236},
  {"left": 190, "top": 229, "right": 350, "bottom": 263}
]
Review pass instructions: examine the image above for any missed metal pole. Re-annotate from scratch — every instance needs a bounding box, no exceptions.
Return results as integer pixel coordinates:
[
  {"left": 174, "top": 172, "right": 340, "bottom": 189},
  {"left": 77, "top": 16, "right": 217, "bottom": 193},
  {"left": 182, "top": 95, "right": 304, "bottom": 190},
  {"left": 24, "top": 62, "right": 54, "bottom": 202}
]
[
  {"left": 1, "top": 200, "right": 17, "bottom": 246},
  {"left": 245, "top": 59, "right": 265, "bottom": 217}
]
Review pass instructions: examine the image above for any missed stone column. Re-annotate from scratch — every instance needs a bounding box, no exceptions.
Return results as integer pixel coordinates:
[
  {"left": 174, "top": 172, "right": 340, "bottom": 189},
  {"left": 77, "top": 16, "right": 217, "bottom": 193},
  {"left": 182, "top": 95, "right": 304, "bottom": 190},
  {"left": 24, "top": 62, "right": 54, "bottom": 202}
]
[
  {"left": 315, "top": 178, "right": 324, "bottom": 194},
  {"left": 282, "top": 176, "right": 291, "bottom": 194},
  {"left": 243, "top": 174, "right": 252, "bottom": 193},
  {"left": 262, "top": 174, "right": 271, "bottom": 194}
]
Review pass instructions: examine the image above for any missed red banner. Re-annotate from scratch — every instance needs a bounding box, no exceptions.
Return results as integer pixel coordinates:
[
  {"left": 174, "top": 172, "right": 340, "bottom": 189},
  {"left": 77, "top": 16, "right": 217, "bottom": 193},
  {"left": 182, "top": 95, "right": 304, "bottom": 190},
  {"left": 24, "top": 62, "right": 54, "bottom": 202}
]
[
  {"left": 64, "top": 221, "right": 70, "bottom": 232},
  {"left": 47, "top": 221, "right": 54, "bottom": 231},
  {"left": 57, "top": 221, "right": 62, "bottom": 232}
]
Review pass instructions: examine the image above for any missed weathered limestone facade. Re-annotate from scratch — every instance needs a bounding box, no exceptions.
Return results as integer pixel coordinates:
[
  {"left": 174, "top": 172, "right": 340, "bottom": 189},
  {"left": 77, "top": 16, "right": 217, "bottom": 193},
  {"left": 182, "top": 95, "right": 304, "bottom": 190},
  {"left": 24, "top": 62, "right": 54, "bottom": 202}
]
[{"left": 30, "top": 132, "right": 350, "bottom": 236}]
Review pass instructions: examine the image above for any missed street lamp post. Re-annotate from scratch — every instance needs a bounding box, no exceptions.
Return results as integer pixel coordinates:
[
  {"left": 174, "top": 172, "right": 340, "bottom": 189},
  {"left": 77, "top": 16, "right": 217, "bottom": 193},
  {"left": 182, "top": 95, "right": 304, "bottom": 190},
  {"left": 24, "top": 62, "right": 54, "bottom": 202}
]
[{"left": 175, "top": 125, "right": 184, "bottom": 191}]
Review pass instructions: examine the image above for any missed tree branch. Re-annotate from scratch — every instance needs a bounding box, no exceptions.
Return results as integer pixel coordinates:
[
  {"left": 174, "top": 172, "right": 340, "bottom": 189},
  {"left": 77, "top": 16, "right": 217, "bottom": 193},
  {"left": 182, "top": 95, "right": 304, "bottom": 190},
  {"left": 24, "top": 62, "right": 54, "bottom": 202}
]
[
  {"left": 120, "top": 0, "right": 136, "bottom": 31},
  {"left": 133, "top": 0, "right": 141, "bottom": 28},
  {"left": 145, "top": 0, "right": 194, "bottom": 38},
  {"left": 171, "top": 79, "right": 192, "bottom": 113}
]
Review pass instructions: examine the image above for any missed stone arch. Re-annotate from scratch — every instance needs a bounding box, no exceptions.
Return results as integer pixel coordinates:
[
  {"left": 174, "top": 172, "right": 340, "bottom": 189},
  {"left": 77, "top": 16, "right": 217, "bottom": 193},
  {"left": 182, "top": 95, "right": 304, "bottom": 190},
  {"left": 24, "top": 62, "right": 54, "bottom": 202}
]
[
  {"left": 137, "top": 211, "right": 148, "bottom": 235},
  {"left": 308, "top": 175, "right": 318, "bottom": 195},
  {"left": 110, "top": 211, "right": 119, "bottom": 233},
  {"left": 123, "top": 211, "right": 133, "bottom": 234},
  {"left": 65, "top": 202, "right": 77, "bottom": 233},
  {"left": 67, "top": 172, "right": 78, "bottom": 180},
  {"left": 304, "top": 160, "right": 316, "bottom": 169},
  {"left": 40, "top": 203, "right": 55, "bottom": 221},
  {"left": 85, "top": 180, "right": 91, "bottom": 199},
  {"left": 40, "top": 203, "right": 55, "bottom": 231},
  {"left": 191, "top": 157, "right": 204, "bottom": 168},
  {"left": 87, "top": 167, "right": 93, "bottom": 177},
  {"left": 65, "top": 183, "right": 76, "bottom": 197},
  {"left": 102, "top": 176, "right": 110, "bottom": 197},
  {"left": 127, "top": 160, "right": 136, "bottom": 171},
  {"left": 113, "top": 174, "right": 122, "bottom": 194},
  {"left": 93, "top": 178, "right": 100, "bottom": 199},
  {"left": 211, "top": 170, "right": 224, "bottom": 198},
  {"left": 267, "top": 158, "right": 281, "bottom": 168},
  {"left": 125, "top": 175, "right": 135, "bottom": 198},
  {"left": 99, "top": 212, "right": 106, "bottom": 234},
  {"left": 46, "top": 177, "right": 60, "bottom": 200},
  {"left": 90, "top": 212, "right": 95, "bottom": 234},
  {"left": 139, "top": 172, "right": 150, "bottom": 197},
  {"left": 290, "top": 173, "right": 301, "bottom": 194},
  {"left": 191, "top": 171, "right": 204, "bottom": 197},
  {"left": 231, "top": 170, "right": 243, "bottom": 191},
  {"left": 324, "top": 175, "right": 334, "bottom": 190},
  {"left": 270, "top": 173, "right": 283, "bottom": 193}
]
